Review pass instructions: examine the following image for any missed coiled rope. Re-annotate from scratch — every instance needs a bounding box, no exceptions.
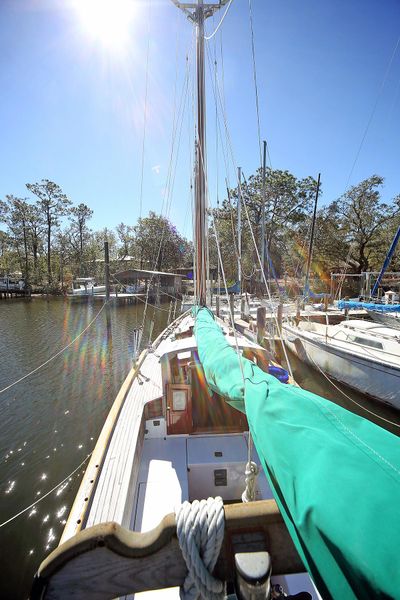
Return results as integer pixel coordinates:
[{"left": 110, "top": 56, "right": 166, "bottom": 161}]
[{"left": 175, "top": 497, "right": 225, "bottom": 600}]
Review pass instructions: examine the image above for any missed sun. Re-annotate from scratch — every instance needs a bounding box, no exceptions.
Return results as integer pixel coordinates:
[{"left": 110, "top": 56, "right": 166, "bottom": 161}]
[{"left": 72, "top": 0, "right": 138, "bottom": 51}]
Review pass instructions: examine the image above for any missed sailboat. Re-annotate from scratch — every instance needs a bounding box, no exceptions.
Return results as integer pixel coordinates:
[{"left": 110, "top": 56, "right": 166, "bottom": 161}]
[{"left": 31, "top": 2, "right": 400, "bottom": 599}]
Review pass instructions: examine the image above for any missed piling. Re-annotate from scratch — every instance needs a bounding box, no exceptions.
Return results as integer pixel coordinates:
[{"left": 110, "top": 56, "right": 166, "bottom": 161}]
[
  {"left": 277, "top": 303, "right": 283, "bottom": 334},
  {"left": 104, "top": 241, "right": 110, "bottom": 302},
  {"left": 257, "top": 306, "right": 266, "bottom": 345},
  {"left": 229, "top": 294, "right": 235, "bottom": 322}
]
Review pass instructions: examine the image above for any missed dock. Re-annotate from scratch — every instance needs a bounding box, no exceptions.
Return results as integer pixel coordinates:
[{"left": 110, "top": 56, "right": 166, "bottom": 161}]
[{"left": 228, "top": 305, "right": 369, "bottom": 360}]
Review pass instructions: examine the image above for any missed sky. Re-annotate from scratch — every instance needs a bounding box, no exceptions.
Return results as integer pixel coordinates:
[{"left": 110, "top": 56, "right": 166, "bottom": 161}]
[{"left": 1, "top": 0, "right": 400, "bottom": 242}]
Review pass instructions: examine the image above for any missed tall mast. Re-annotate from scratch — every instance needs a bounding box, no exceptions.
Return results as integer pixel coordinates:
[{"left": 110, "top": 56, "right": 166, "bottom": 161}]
[
  {"left": 237, "top": 166, "right": 242, "bottom": 293},
  {"left": 171, "top": 0, "right": 230, "bottom": 306},
  {"left": 261, "top": 140, "right": 266, "bottom": 283},
  {"left": 304, "top": 173, "right": 321, "bottom": 297}
]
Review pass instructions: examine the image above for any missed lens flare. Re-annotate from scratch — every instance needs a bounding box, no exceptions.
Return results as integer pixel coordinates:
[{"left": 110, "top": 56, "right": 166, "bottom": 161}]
[{"left": 72, "top": 0, "right": 138, "bottom": 52}]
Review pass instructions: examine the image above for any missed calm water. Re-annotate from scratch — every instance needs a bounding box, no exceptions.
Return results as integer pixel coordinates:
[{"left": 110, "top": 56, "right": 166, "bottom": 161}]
[
  {"left": 1, "top": 299, "right": 399, "bottom": 599},
  {"left": 0, "top": 297, "right": 169, "bottom": 599}
]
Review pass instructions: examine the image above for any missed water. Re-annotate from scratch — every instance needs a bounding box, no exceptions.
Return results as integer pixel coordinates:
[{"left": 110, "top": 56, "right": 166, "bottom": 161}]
[
  {"left": 1, "top": 299, "right": 399, "bottom": 599},
  {"left": 0, "top": 297, "right": 169, "bottom": 599}
]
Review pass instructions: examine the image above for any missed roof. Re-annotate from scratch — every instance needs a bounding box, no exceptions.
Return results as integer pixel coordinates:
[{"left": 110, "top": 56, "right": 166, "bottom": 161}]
[{"left": 114, "top": 269, "right": 185, "bottom": 279}]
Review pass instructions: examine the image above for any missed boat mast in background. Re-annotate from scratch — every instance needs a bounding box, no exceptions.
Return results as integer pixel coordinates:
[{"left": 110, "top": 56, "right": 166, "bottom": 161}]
[
  {"left": 371, "top": 225, "right": 400, "bottom": 297},
  {"left": 261, "top": 140, "right": 267, "bottom": 285},
  {"left": 237, "top": 166, "right": 242, "bottom": 294},
  {"left": 304, "top": 172, "right": 321, "bottom": 297},
  {"left": 172, "top": 0, "right": 230, "bottom": 305}
]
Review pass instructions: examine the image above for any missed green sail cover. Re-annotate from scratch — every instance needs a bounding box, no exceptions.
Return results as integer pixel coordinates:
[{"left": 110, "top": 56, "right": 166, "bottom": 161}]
[{"left": 193, "top": 306, "right": 400, "bottom": 600}]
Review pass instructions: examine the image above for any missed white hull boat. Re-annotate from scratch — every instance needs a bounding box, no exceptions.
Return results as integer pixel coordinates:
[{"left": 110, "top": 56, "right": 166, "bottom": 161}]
[{"left": 283, "top": 319, "right": 400, "bottom": 408}]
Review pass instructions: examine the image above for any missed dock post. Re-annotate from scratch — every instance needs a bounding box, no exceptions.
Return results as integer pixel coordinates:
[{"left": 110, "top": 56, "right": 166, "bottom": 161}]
[
  {"left": 216, "top": 294, "right": 220, "bottom": 317},
  {"left": 257, "top": 306, "right": 266, "bottom": 345},
  {"left": 229, "top": 294, "right": 235, "bottom": 323},
  {"left": 323, "top": 294, "right": 329, "bottom": 312},
  {"left": 241, "top": 296, "right": 246, "bottom": 320},
  {"left": 296, "top": 298, "right": 301, "bottom": 323},
  {"left": 173, "top": 299, "right": 177, "bottom": 321},
  {"left": 104, "top": 241, "right": 110, "bottom": 302},
  {"left": 167, "top": 301, "right": 172, "bottom": 324},
  {"left": 277, "top": 303, "right": 283, "bottom": 334}
]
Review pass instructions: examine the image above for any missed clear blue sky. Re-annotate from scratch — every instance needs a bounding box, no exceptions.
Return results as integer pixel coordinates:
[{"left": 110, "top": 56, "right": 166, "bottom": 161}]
[{"left": 1, "top": 0, "right": 400, "bottom": 241}]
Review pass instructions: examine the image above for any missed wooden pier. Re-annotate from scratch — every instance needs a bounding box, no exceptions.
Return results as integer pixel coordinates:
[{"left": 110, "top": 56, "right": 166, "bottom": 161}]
[
  {"left": 231, "top": 305, "right": 369, "bottom": 361},
  {"left": 0, "top": 288, "right": 31, "bottom": 300}
]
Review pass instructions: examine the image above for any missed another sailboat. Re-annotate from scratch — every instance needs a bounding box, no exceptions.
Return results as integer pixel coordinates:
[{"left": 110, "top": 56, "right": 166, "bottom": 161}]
[
  {"left": 31, "top": 2, "right": 400, "bottom": 600},
  {"left": 282, "top": 317, "right": 400, "bottom": 407}
]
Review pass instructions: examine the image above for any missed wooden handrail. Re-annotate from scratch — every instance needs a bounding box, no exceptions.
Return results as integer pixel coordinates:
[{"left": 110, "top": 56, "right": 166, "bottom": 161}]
[{"left": 31, "top": 500, "right": 304, "bottom": 599}]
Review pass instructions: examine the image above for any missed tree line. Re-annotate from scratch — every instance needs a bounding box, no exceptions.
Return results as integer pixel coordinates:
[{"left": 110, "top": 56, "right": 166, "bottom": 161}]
[
  {"left": 1, "top": 171, "right": 399, "bottom": 294},
  {"left": 210, "top": 171, "right": 400, "bottom": 294},
  {"left": 0, "top": 179, "right": 192, "bottom": 292}
]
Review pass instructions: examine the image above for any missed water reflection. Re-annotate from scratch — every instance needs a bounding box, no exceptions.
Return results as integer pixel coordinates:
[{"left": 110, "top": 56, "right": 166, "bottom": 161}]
[{"left": 0, "top": 297, "right": 168, "bottom": 599}]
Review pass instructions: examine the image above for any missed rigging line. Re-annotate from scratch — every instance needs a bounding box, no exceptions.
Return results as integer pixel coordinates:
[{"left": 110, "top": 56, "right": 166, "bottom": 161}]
[
  {"left": 205, "top": 44, "right": 235, "bottom": 182},
  {"left": 344, "top": 32, "right": 400, "bottom": 190},
  {"left": 204, "top": 0, "right": 234, "bottom": 41},
  {"left": 140, "top": 43, "right": 193, "bottom": 330},
  {"left": 0, "top": 302, "right": 108, "bottom": 396},
  {"left": 241, "top": 170, "right": 294, "bottom": 379},
  {"left": 226, "top": 185, "right": 257, "bottom": 280},
  {"left": 206, "top": 164, "right": 256, "bottom": 469},
  {"left": 248, "top": 0, "right": 265, "bottom": 168},
  {"left": 0, "top": 453, "right": 92, "bottom": 529},
  {"left": 197, "top": 136, "right": 247, "bottom": 386},
  {"left": 162, "top": 32, "right": 190, "bottom": 218},
  {"left": 138, "top": 0, "right": 153, "bottom": 219},
  {"left": 335, "top": 241, "right": 357, "bottom": 300}
]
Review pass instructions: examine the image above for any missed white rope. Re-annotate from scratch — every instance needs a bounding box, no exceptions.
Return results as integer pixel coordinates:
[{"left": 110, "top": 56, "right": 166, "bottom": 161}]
[
  {"left": 241, "top": 460, "right": 259, "bottom": 503},
  {"left": 204, "top": 0, "right": 234, "bottom": 41},
  {"left": 175, "top": 497, "right": 225, "bottom": 600},
  {"left": 0, "top": 453, "right": 91, "bottom": 529},
  {"left": 0, "top": 302, "right": 108, "bottom": 395}
]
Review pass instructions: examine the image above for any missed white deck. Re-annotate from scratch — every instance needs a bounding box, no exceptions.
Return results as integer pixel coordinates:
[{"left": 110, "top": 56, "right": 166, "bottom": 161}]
[
  {"left": 86, "top": 350, "right": 163, "bottom": 528},
  {"left": 132, "top": 437, "right": 189, "bottom": 532}
]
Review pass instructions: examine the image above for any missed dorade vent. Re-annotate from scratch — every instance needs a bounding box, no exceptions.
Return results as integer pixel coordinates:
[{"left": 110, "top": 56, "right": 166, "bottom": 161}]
[{"left": 214, "top": 469, "right": 227, "bottom": 487}]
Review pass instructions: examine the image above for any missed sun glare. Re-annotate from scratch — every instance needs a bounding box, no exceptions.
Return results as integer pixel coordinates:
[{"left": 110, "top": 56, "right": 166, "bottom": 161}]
[{"left": 73, "top": 0, "right": 137, "bottom": 51}]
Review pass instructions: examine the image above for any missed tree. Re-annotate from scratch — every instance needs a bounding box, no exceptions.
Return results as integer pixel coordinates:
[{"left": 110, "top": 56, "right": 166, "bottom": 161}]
[
  {"left": 26, "top": 204, "right": 44, "bottom": 280},
  {"left": 134, "top": 211, "right": 192, "bottom": 271},
  {"left": 331, "top": 175, "right": 400, "bottom": 273},
  {"left": 216, "top": 167, "right": 319, "bottom": 283},
  {"left": 0, "top": 230, "right": 14, "bottom": 276},
  {"left": 69, "top": 203, "right": 93, "bottom": 275},
  {"left": 26, "top": 180, "right": 72, "bottom": 286},
  {"left": 116, "top": 222, "right": 135, "bottom": 259},
  {"left": 0, "top": 196, "right": 34, "bottom": 287}
]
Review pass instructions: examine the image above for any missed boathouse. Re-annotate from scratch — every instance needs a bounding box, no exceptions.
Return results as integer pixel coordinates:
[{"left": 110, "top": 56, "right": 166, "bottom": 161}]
[{"left": 114, "top": 269, "right": 184, "bottom": 296}]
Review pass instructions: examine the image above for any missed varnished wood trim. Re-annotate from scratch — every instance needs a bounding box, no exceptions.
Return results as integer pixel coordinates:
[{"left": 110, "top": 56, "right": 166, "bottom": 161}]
[{"left": 32, "top": 500, "right": 304, "bottom": 599}]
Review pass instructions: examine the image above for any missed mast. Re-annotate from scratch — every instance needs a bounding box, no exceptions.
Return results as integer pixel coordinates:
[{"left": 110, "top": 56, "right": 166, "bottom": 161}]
[
  {"left": 304, "top": 172, "right": 321, "bottom": 298},
  {"left": 371, "top": 225, "right": 400, "bottom": 297},
  {"left": 237, "top": 166, "right": 242, "bottom": 294},
  {"left": 261, "top": 140, "right": 266, "bottom": 284},
  {"left": 171, "top": 0, "right": 230, "bottom": 306}
]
